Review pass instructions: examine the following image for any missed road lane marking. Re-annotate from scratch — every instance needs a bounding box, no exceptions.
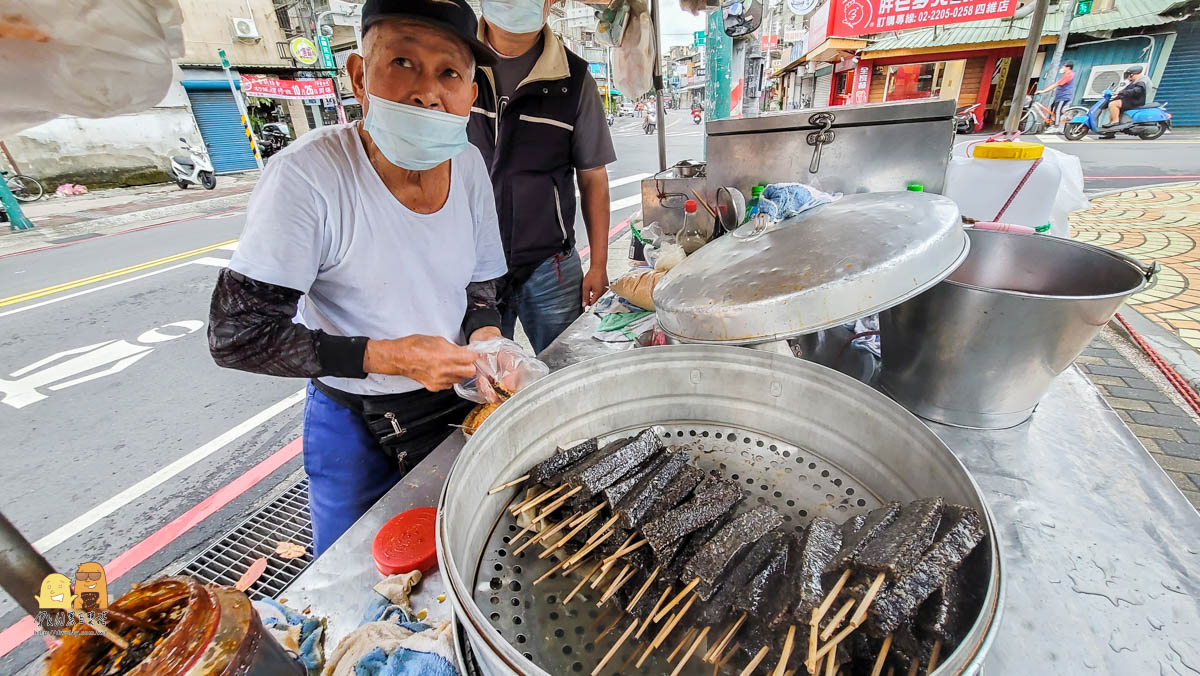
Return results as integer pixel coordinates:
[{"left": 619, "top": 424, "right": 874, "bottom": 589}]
[
  {"left": 577, "top": 172, "right": 651, "bottom": 197},
  {"left": 30, "top": 389, "right": 306, "bottom": 553},
  {"left": 0, "top": 239, "right": 238, "bottom": 307},
  {"left": 0, "top": 262, "right": 194, "bottom": 319},
  {"left": 610, "top": 194, "right": 642, "bottom": 212},
  {"left": 217, "top": 242, "right": 239, "bottom": 251},
  {"left": 191, "top": 256, "right": 232, "bottom": 267}
]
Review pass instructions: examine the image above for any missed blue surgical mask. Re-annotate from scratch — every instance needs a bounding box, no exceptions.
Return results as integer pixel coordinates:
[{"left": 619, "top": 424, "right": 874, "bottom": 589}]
[
  {"left": 483, "top": 0, "right": 546, "bottom": 34},
  {"left": 362, "top": 94, "right": 470, "bottom": 171}
]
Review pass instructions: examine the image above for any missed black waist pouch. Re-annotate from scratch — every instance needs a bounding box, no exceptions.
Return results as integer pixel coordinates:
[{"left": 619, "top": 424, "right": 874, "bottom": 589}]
[{"left": 312, "top": 380, "right": 473, "bottom": 470}]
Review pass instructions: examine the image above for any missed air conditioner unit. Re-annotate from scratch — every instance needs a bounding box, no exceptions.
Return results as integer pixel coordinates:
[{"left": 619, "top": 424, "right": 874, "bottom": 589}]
[
  {"left": 1082, "top": 62, "right": 1147, "bottom": 99},
  {"left": 232, "top": 17, "right": 261, "bottom": 42}
]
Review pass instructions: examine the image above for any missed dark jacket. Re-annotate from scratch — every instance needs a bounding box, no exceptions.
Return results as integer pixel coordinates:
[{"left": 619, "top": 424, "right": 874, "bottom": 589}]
[{"left": 468, "top": 26, "right": 592, "bottom": 270}]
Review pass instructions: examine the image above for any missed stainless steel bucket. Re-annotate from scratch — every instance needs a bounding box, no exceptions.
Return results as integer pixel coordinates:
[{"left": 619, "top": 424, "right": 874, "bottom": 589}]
[
  {"left": 436, "top": 346, "right": 1003, "bottom": 675},
  {"left": 879, "top": 229, "right": 1156, "bottom": 429}
]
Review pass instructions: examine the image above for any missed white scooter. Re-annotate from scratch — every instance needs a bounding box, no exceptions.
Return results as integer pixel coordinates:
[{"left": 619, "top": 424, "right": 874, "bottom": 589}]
[{"left": 168, "top": 137, "right": 216, "bottom": 190}]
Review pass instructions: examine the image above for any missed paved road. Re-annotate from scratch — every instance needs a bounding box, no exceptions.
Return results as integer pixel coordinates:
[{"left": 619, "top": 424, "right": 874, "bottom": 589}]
[{"left": 0, "top": 109, "right": 702, "bottom": 671}]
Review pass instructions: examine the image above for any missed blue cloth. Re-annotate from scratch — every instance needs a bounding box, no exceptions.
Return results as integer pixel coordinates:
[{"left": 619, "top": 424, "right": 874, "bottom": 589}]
[
  {"left": 501, "top": 251, "right": 584, "bottom": 353},
  {"left": 303, "top": 382, "right": 403, "bottom": 557},
  {"left": 354, "top": 646, "right": 457, "bottom": 676},
  {"left": 255, "top": 598, "right": 325, "bottom": 673},
  {"left": 758, "top": 183, "right": 838, "bottom": 222}
]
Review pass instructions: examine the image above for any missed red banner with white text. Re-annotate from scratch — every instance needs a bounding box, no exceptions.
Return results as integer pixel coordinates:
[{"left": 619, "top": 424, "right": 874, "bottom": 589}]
[
  {"left": 829, "top": 0, "right": 1017, "bottom": 38},
  {"left": 240, "top": 76, "right": 337, "bottom": 100}
]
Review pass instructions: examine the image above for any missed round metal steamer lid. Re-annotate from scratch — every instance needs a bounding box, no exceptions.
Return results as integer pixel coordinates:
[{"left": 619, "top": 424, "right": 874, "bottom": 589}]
[{"left": 652, "top": 191, "right": 968, "bottom": 345}]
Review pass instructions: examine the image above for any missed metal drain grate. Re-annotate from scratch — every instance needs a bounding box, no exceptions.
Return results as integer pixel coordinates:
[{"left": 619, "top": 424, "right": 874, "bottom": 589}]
[{"left": 177, "top": 477, "right": 313, "bottom": 600}]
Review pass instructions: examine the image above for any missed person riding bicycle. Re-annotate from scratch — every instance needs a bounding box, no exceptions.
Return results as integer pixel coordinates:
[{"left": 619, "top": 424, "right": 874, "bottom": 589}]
[
  {"left": 1036, "top": 61, "right": 1075, "bottom": 132},
  {"left": 1106, "top": 65, "right": 1148, "bottom": 128}
]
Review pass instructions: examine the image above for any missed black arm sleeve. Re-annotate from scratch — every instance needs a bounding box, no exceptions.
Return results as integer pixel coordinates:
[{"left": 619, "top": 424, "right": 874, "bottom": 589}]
[
  {"left": 463, "top": 277, "right": 503, "bottom": 339},
  {"left": 208, "top": 268, "right": 368, "bottom": 379}
]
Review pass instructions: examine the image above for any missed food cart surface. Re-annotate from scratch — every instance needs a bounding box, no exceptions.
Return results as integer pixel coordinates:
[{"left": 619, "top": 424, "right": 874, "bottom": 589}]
[{"left": 283, "top": 312, "right": 1200, "bottom": 673}]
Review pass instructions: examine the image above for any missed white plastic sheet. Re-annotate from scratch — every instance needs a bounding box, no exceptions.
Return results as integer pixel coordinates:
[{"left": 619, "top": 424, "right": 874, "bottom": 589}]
[
  {"left": 0, "top": 0, "right": 184, "bottom": 137},
  {"left": 611, "top": 5, "right": 654, "bottom": 100},
  {"left": 1042, "top": 146, "right": 1090, "bottom": 238}
]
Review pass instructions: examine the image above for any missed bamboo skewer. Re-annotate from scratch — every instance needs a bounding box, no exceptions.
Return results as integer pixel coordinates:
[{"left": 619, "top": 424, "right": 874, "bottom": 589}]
[
  {"left": 82, "top": 618, "right": 129, "bottom": 650},
  {"left": 691, "top": 188, "right": 718, "bottom": 220},
  {"left": 807, "top": 623, "right": 821, "bottom": 676},
  {"left": 598, "top": 564, "right": 636, "bottom": 606},
  {"left": 635, "top": 585, "right": 673, "bottom": 640},
  {"left": 714, "top": 642, "right": 741, "bottom": 676},
  {"left": 513, "top": 516, "right": 568, "bottom": 556},
  {"left": 592, "top": 619, "right": 638, "bottom": 676},
  {"left": 824, "top": 649, "right": 838, "bottom": 676},
  {"left": 600, "top": 533, "right": 638, "bottom": 573},
  {"left": 870, "top": 634, "right": 893, "bottom": 676},
  {"left": 535, "top": 560, "right": 564, "bottom": 585},
  {"left": 927, "top": 639, "right": 942, "bottom": 673},
  {"left": 587, "top": 513, "right": 622, "bottom": 545},
  {"left": 539, "top": 506, "right": 603, "bottom": 559},
  {"left": 668, "top": 627, "right": 698, "bottom": 663},
  {"left": 601, "top": 538, "right": 648, "bottom": 567},
  {"left": 810, "top": 569, "right": 852, "bottom": 629},
  {"left": 671, "top": 626, "right": 710, "bottom": 676},
  {"left": 561, "top": 529, "right": 615, "bottom": 571},
  {"left": 819, "top": 599, "right": 856, "bottom": 641},
  {"left": 739, "top": 646, "right": 771, "bottom": 676},
  {"left": 597, "top": 611, "right": 626, "bottom": 643},
  {"left": 650, "top": 594, "right": 697, "bottom": 651},
  {"left": 510, "top": 485, "right": 563, "bottom": 514},
  {"left": 570, "top": 503, "right": 605, "bottom": 528},
  {"left": 488, "top": 474, "right": 529, "bottom": 495},
  {"left": 530, "top": 486, "right": 582, "bottom": 524},
  {"left": 653, "top": 577, "right": 700, "bottom": 622},
  {"left": 565, "top": 561, "right": 605, "bottom": 604},
  {"left": 705, "top": 611, "right": 746, "bottom": 662},
  {"left": 625, "top": 566, "right": 660, "bottom": 613},
  {"left": 906, "top": 660, "right": 918, "bottom": 676},
  {"left": 847, "top": 572, "right": 887, "bottom": 627},
  {"left": 772, "top": 625, "right": 798, "bottom": 676},
  {"left": 590, "top": 563, "right": 615, "bottom": 591}
]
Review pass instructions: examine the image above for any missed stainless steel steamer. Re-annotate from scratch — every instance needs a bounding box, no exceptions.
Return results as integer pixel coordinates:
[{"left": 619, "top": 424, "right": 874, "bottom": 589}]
[{"left": 437, "top": 346, "right": 1003, "bottom": 675}]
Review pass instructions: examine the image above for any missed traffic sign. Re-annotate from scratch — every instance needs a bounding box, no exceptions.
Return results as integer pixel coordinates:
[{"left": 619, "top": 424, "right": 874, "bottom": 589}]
[
  {"left": 317, "top": 34, "right": 336, "bottom": 69},
  {"left": 218, "top": 48, "right": 230, "bottom": 69},
  {"left": 693, "top": 30, "right": 706, "bottom": 46},
  {"left": 1075, "top": 0, "right": 1093, "bottom": 15}
]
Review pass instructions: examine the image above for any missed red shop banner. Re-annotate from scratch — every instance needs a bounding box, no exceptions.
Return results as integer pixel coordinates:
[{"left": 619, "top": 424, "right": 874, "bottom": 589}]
[
  {"left": 829, "top": 0, "right": 1017, "bottom": 38},
  {"left": 240, "top": 76, "right": 337, "bottom": 100}
]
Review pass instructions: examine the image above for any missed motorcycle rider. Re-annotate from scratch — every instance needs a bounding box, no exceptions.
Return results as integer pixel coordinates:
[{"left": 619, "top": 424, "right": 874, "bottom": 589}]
[{"left": 1106, "top": 65, "right": 1148, "bottom": 129}]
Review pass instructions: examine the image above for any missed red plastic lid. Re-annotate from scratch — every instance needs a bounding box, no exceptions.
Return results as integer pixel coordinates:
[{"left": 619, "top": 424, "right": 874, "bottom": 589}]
[
  {"left": 373, "top": 507, "right": 439, "bottom": 576},
  {"left": 684, "top": 199, "right": 698, "bottom": 213}
]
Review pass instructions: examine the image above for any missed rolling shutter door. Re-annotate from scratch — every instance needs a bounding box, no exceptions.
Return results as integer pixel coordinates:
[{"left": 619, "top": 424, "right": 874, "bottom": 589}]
[
  {"left": 185, "top": 90, "right": 258, "bottom": 173},
  {"left": 815, "top": 72, "right": 833, "bottom": 107},
  {"left": 1155, "top": 21, "right": 1200, "bottom": 127}
]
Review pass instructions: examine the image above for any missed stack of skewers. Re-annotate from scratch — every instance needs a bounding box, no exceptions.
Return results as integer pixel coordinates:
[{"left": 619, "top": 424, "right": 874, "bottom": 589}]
[{"left": 488, "top": 427, "right": 988, "bottom": 676}]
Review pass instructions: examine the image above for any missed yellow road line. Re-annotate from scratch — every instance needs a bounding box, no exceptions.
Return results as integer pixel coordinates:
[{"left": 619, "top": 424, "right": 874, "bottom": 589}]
[{"left": 0, "top": 239, "right": 239, "bottom": 307}]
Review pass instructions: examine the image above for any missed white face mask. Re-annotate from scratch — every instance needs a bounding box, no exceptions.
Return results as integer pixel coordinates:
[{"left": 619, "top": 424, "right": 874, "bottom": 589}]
[
  {"left": 363, "top": 94, "right": 470, "bottom": 171},
  {"left": 482, "top": 0, "right": 546, "bottom": 34}
]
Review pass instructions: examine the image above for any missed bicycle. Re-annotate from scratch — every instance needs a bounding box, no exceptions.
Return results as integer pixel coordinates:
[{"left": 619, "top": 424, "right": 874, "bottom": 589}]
[
  {"left": 1021, "top": 98, "right": 1087, "bottom": 135},
  {"left": 2, "top": 170, "right": 45, "bottom": 202}
]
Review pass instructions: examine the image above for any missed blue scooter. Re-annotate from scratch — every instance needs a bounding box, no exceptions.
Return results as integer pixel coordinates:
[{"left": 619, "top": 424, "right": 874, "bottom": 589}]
[{"left": 1064, "top": 89, "right": 1172, "bottom": 141}]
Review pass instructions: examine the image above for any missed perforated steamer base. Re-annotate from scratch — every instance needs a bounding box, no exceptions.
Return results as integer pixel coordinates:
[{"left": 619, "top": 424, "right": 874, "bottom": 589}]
[{"left": 472, "top": 423, "right": 884, "bottom": 675}]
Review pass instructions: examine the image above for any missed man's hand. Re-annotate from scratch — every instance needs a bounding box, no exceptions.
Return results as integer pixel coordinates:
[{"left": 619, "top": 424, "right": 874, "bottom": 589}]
[
  {"left": 469, "top": 326, "right": 503, "bottom": 344},
  {"left": 582, "top": 264, "right": 609, "bottom": 307},
  {"left": 363, "top": 335, "right": 477, "bottom": 391}
]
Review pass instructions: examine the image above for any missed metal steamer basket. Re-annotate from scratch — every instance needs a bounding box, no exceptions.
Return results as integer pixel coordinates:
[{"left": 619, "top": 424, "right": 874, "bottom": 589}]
[{"left": 437, "top": 346, "right": 1003, "bottom": 675}]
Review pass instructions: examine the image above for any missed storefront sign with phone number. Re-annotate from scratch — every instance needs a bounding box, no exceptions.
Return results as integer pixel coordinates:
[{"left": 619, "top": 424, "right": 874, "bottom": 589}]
[{"left": 830, "top": 0, "right": 1017, "bottom": 37}]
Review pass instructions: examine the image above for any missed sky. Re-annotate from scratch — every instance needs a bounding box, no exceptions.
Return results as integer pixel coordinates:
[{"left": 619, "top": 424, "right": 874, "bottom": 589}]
[{"left": 657, "top": 1, "right": 709, "bottom": 47}]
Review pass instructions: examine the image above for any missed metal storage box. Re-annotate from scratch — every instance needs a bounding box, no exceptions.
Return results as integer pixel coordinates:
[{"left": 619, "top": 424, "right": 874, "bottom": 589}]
[{"left": 705, "top": 99, "right": 957, "bottom": 198}]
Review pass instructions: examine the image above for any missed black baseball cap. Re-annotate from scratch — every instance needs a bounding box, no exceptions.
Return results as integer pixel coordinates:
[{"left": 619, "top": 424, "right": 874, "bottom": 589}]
[{"left": 361, "top": 0, "right": 497, "bottom": 66}]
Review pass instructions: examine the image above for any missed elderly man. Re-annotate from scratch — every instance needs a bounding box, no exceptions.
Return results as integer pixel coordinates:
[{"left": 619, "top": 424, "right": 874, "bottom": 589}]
[
  {"left": 208, "top": 0, "right": 506, "bottom": 556},
  {"left": 1107, "top": 65, "right": 1148, "bottom": 129},
  {"left": 470, "top": 0, "right": 616, "bottom": 353}
]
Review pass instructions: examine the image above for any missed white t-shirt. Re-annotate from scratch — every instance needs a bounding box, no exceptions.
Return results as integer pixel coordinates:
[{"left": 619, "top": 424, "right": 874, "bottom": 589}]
[{"left": 229, "top": 122, "right": 508, "bottom": 395}]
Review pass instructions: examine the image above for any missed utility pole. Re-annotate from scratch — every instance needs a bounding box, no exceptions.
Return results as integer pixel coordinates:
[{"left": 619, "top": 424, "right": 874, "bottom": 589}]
[
  {"left": 1042, "top": 0, "right": 1079, "bottom": 103},
  {"left": 219, "top": 49, "right": 265, "bottom": 170},
  {"left": 1004, "top": 0, "right": 1051, "bottom": 132}
]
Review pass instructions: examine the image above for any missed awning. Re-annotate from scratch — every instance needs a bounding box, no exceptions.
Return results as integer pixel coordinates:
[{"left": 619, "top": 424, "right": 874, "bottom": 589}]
[
  {"left": 774, "top": 55, "right": 806, "bottom": 78},
  {"left": 679, "top": 82, "right": 706, "bottom": 91},
  {"left": 804, "top": 38, "right": 869, "bottom": 64}
]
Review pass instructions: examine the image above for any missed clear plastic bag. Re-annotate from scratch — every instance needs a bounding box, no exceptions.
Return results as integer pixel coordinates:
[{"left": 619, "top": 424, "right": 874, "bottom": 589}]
[
  {"left": 757, "top": 183, "right": 840, "bottom": 222},
  {"left": 454, "top": 338, "right": 549, "bottom": 404}
]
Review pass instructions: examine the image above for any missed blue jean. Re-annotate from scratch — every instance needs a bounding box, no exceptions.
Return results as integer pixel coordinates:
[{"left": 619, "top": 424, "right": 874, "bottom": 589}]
[
  {"left": 302, "top": 382, "right": 402, "bottom": 557},
  {"left": 501, "top": 251, "right": 584, "bottom": 354}
]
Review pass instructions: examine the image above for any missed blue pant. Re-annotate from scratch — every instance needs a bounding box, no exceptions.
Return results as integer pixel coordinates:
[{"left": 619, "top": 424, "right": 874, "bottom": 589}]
[
  {"left": 302, "top": 382, "right": 402, "bottom": 557},
  {"left": 501, "top": 251, "right": 584, "bottom": 354}
]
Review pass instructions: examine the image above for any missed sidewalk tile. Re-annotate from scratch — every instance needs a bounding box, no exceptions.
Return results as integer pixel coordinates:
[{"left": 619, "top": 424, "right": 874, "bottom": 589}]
[
  {"left": 1178, "top": 429, "right": 1200, "bottom": 445},
  {"left": 1086, "top": 374, "right": 1127, "bottom": 387},
  {"left": 1149, "top": 400, "right": 1189, "bottom": 415},
  {"left": 1189, "top": 473, "right": 1200, "bottom": 491},
  {"left": 1155, "top": 440, "right": 1200, "bottom": 461},
  {"left": 1104, "top": 397, "right": 1156, "bottom": 412},
  {"left": 1156, "top": 454, "right": 1200, "bottom": 474},
  {"left": 1104, "top": 385, "right": 1171, "bottom": 403},
  {"left": 1128, "top": 410, "right": 1197, "bottom": 429},
  {"left": 1086, "top": 365, "right": 1147, "bottom": 379},
  {"left": 1074, "top": 355, "right": 1105, "bottom": 365},
  {"left": 1127, "top": 423, "right": 1183, "bottom": 441}
]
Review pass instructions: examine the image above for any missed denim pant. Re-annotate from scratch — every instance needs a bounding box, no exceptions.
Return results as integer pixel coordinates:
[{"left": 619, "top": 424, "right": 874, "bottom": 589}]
[{"left": 501, "top": 251, "right": 584, "bottom": 354}]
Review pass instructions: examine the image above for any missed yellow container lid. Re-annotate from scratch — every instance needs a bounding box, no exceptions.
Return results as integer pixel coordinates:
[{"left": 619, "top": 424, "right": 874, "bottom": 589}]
[{"left": 972, "top": 141, "right": 1045, "bottom": 160}]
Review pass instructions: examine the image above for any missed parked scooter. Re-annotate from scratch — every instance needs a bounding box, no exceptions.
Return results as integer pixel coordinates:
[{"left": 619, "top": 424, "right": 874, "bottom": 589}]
[
  {"left": 259, "top": 122, "right": 291, "bottom": 161},
  {"left": 692, "top": 110, "right": 702, "bottom": 125},
  {"left": 1063, "top": 90, "right": 1172, "bottom": 141},
  {"left": 953, "top": 103, "right": 981, "bottom": 134},
  {"left": 168, "top": 137, "right": 216, "bottom": 190}
]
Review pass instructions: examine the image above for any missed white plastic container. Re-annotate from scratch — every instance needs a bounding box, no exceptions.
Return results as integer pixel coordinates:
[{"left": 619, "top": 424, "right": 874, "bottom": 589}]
[{"left": 944, "top": 141, "right": 1062, "bottom": 230}]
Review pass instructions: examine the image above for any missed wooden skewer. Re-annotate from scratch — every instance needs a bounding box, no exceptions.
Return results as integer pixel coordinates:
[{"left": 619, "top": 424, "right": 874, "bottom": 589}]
[
  {"left": 653, "top": 577, "right": 700, "bottom": 623},
  {"left": 705, "top": 611, "right": 746, "bottom": 662},
  {"left": 887, "top": 667, "right": 895, "bottom": 676},
  {"left": 539, "top": 505, "right": 604, "bottom": 559},
  {"left": 927, "top": 639, "right": 942, "bottom": 673},
  {"left": 824, "top": 648, "right": 838, "bottom": 676},
  {"left": 531, "top": 486, "right": 583, "bottom": 524},
  {"left": 601, "top": 538, "right": 648, "bottom": 567},
  {"left": 906, "top": 659, "right": 918, "bottom": 676},
  {"left": 106, "top": 608, "right": 159, "bottom": 631},
  {"left": 819, "top": 598, "right": 856, "bottom": 641},
  {"left": 691, "top": 188, "right": 718, "bottom": 219},
  {"left": 810, "top": 617, "right": 864, "bottom": 669},
  {"left": 601, "top": 533, "right": 638, "bottom": 573},
  {"left": 564, "top": 561, "right": 604, "bottom": 604},
  {"left": 668, "top": 627, "right": 698, "bottom": 663},
  {"left": 810, "top": 569, "right": 852, "bottom": 629},
  {"left": 772, "top": 624, "right": 798, "bottom": 676},
  {"left": 488, "top": 474, "right": 529, "bottom": 495},
  {"left": 739, "top": 646, "right": 771, "bottom": 676},
  {"left": 562, "top": 529, "right": 615, "bottom": 570},
  {"left": 513, "top": 516, "right": 568, "bottom": 555},
  {"left": 534, "top": 560, "right": 563, "bottom": 585},
  {"left": 82, "top": 618, "right": 129, "bottom": 650},
  {"left": 510, "top": 484, "right": 564, "bottom": 515},
  {"left": 570, "top": 502, "right": 606, "bottom": 527},
  {"left": 597, "top": 611, "right": 626, "bottom": 643},
  {"left": 870, "top": 634, "right": 893, "bottom": 676},
  {"left": 598, "top": 564, "right": 638, "bottom": 606},
  {"left": 671, "top": 625, "right": 710, "bottom": 676},
  {"left": 635, "top": 585, "right": 673, "bottom": 640},
  {"left": 807, "top": 620, "right": 821, "bottom": 675},
  {"left": 592, "top": 619, "right": 638, "bottom": 676},
  {"left": 651, "top": 594, "right": 697, "bottom": 651},
  {"left": 590, "top": 562, "right": 615, "bottom": 590},
  {"left": 587, "top": 513, "right": 622, "bottom": 545},
  {"left": 713, "top": 641, "right": 741, "bottom": 676},
  {"left": 785, "top": 671, "right": 796, "bottom": 676},
  {"left": 847, "top": 572, "right": 887, "bottom": 627},
  {"left": 625, "top": 566, "right": 660, "bottom": 613},
  {"left": 507, "top": 485, "right": 547, "bottom": 514}
]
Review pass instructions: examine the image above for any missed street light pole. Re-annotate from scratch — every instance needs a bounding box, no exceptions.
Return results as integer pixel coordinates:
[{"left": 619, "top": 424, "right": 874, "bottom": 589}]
[
  {"left": 1042, "top": 0, "right": 1079, "bottom": 105},
  {"left": 651, "top": 0, "right": 667, "bottom": 171},
  {"left": 1005, "top": 0, "right": 1051, "bottom": 132}
]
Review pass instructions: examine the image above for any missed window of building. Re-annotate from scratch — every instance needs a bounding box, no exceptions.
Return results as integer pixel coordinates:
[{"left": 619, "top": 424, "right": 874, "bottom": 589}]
[{"left": 884, "top": 61, "right": 947, "bottom": 101}]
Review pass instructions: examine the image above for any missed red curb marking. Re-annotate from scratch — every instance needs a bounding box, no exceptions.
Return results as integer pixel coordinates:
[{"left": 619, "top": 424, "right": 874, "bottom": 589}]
[{"left": 579, "top": 215, "right": 633, "bottom": 261}]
